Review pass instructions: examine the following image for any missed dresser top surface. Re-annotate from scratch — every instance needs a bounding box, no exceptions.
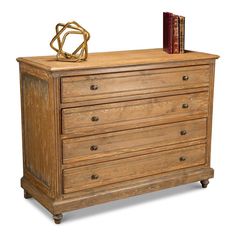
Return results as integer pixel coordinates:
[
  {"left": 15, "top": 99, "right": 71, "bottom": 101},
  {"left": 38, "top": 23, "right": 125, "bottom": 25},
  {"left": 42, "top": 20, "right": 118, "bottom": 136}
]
[{"left": 17, "top": 48, "right": 219, "bottom": 72}]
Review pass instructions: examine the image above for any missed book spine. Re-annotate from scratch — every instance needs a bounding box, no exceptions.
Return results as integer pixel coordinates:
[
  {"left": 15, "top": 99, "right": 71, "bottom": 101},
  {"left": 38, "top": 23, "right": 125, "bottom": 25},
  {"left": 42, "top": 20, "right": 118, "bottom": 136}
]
[
  {"left": 166, "top": 12, "right": 173, "bottom": 53},
  {"left": 179, "top": 16, "right": 185, "bottom": 53},
  {"left": 172, "top": 15, "right": 180, "bottom": 53},
  {"left": 163, "top": 12, "right": 167, "bottom": 52},
  {"left": 163, "top": 12, "right": 173, "bottom": 53}
]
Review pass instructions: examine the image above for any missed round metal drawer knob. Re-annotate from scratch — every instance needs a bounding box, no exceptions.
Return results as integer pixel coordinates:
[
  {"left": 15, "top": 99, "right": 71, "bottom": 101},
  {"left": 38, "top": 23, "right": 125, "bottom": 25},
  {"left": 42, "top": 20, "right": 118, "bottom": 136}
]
[
  {"left": 180, "top": 130, "right": 187, "bottom": 136},
  {"left": 182, "top": 75, "right": 189, "bottom": 81},
  {"left": 182, "top": 103, "right": 189, "bottom": 109},
  {"left": 91, "top": 174, "right": 99, "bottom": 180},
  {"left": 90, "top": 145, "right": 98, "bottom": 151},
  {"left": 91, "top": 116, "right": 99, "bottom": 122},
  {"left": 179, "top": 156, "right": 186, "bottom": 162},
  {"left": 90, "top": 84, "right": 98, "bottom": 90}
]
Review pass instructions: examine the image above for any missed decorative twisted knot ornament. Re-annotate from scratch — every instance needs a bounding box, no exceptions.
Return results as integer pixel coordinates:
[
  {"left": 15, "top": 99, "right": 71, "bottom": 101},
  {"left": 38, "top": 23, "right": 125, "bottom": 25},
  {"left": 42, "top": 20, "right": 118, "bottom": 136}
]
[{"left": 50, "top": 21, "right": 90, "bottom": 62}]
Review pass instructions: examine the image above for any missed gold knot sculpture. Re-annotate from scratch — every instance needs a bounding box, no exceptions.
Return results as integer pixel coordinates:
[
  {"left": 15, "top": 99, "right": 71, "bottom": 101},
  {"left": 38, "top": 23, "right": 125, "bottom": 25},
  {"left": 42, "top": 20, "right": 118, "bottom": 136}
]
[{"left": 50, "top": 21, "right": 90, "bottom": 62}]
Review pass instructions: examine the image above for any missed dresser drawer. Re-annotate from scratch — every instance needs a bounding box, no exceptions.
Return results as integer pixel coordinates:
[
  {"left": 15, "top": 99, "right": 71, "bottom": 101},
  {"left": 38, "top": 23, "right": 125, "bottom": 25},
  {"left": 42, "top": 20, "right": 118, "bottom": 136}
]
[
  {"left": 61, "top": 65, "right": 210, "bottom": 103},
  {"left": 62, "top": 92, "right": 208, "bottom": 135},
  {"left": 63, "top": 144, "right": 206, "bottom": 193},
  {"left": 63, "top": 118, "right": 207, "bottom": 164}
]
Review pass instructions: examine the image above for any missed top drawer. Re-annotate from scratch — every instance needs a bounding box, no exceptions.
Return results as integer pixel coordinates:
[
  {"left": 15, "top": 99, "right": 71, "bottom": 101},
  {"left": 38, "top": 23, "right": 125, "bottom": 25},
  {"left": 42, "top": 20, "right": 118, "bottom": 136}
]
[{"left": 61, "top": 65, "right": 210, "bottom": 103}]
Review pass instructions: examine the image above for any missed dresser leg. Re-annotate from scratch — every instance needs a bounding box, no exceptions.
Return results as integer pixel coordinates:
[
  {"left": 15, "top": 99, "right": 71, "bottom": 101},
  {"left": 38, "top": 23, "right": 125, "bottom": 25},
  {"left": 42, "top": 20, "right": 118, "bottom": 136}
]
[
  {"left": 200, "top": 179, "right": 209, "bottom": 188},
  {"left": 53, "top": 213, "right": 63, "bottom": 224},
  {"left": 24, "top": 190, "right": 32, "bottom": 199}
]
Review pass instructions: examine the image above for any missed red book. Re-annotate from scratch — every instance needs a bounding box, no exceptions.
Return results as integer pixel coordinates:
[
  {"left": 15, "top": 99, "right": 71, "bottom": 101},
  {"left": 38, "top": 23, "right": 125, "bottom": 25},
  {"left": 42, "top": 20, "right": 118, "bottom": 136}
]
[
  {"left": 163, "top": 12, "right": 167, "bottom": 51},
  {"left": 172, "top": 15, "right": 180, "bottom": 53},
  {"left": 163, "top": 12, "right": 173, "bottom": 53}
]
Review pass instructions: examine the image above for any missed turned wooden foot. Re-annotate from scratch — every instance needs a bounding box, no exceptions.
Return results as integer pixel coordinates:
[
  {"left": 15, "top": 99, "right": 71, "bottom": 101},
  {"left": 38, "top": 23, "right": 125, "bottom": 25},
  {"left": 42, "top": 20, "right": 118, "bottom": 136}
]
[
  {"left": 200, "top": 179, "right": 209, "bottom": 188},
  {"left": 53, "top": 214, "right": 63, "bottom": 224},
  {"left": 24, "top": 190, "right": 32, "bottom": 199}
]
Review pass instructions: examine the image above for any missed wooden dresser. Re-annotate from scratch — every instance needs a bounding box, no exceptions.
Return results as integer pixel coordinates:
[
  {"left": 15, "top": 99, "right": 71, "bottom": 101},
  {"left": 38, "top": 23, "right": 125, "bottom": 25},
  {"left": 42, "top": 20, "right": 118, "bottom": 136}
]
[{"left": 17, "top": 48, "right": 219, "bottom": 223}]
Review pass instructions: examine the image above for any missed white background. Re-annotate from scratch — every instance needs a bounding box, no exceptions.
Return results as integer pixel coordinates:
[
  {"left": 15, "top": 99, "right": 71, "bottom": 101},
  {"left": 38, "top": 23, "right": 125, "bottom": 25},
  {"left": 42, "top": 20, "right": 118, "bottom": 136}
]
[{"left": 0, "top": 0, "right": 235, "bottom": 235}]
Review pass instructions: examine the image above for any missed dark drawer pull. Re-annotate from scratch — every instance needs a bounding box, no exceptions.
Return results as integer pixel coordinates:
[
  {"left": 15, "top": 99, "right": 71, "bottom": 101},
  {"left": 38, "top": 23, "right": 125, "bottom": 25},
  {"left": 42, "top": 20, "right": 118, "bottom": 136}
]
[
  {"left": 91, "top": 174, "right": 99, "bottom": 180},
  {"left": 91, "top": 116, "right": 99, "bottom": 122},
  {"left": 179, "top": 156, "right": 186, "bottom": 162},
  {"left": 182, "top": 75, "right": 189, "bottom": 81},
  {"left": 90, "top": 84, "right": 98, "bottom": 90},
  {"left": 90, "top": 145, "right": 98, "bottom": 151},
  {"left": 180, "top": 130, "right": 187, "bottom": 136},
  {"left": 182, "top": 103, "right": 189, "bottom": 109}
]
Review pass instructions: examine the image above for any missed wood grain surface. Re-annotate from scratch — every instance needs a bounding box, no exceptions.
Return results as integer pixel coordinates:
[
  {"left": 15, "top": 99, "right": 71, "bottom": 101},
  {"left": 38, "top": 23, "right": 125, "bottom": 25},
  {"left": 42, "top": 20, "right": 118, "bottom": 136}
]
[
  {"left": 17, "top": 48, "right": 218, "bottom": 223},
  {"left": 62, "top": 92, "right": 209, "bottom": 135},
  {"left": 63, "top": 144, "right": 206, "bottom": 193},
  {"left": 61, "top": 65, "right": 210, "bottom": 103},
  {"left": 17, "top": 48, "right": 219, "bottom": 72},
  {"left": 20, "top": 73, "right": 57, "bottom": 197},
  {"left": 62, "top": 118, "right": 207, "bottom": 164}
]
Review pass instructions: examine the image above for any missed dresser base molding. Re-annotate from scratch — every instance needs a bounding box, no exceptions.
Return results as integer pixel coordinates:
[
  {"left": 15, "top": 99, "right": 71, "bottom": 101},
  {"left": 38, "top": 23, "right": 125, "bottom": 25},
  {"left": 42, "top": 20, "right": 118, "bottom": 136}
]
[{"left": 21, "top": 167, "right": 214, "bottom": 223}]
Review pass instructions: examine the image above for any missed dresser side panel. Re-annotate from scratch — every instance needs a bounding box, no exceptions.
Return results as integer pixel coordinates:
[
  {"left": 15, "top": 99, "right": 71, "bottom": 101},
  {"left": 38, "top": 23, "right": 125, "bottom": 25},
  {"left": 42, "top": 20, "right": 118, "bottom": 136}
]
[
  {"left": 206, "top": 62, "right": 216, "bottom": 166},
  {"left": 20, "top": 64, "right": 59, "bottom": 198}
]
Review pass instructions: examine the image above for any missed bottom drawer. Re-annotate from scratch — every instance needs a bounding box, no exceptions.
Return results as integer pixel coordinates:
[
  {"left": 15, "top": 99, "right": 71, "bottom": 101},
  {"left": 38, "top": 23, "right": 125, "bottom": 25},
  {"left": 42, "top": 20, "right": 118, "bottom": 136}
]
[{"left": 63, "top": 144, "right": 206, "bottom": 193}]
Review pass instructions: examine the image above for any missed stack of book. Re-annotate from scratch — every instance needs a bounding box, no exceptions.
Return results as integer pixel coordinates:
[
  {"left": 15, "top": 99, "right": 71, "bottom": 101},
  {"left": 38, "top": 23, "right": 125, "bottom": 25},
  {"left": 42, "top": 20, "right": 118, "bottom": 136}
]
[{"left": 163, "top": 12, "right": 185, "bottom": 54}]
